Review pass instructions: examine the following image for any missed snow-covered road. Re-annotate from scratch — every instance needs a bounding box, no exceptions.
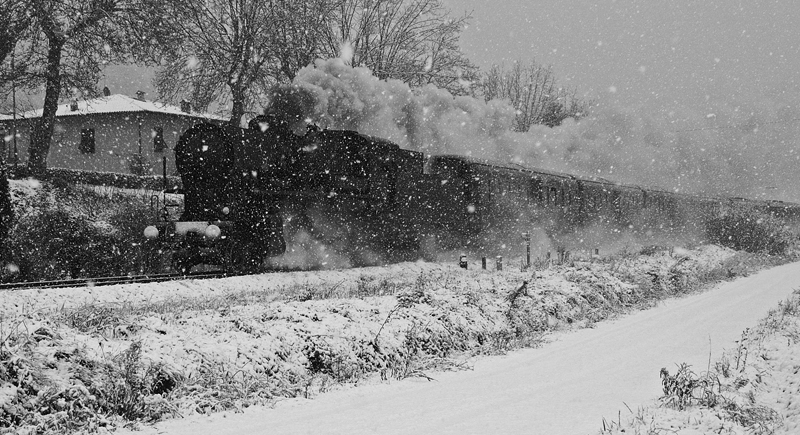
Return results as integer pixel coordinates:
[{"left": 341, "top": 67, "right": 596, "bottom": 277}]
[{"left": 137, "top": 261, "right": 800, "bottom": 435}]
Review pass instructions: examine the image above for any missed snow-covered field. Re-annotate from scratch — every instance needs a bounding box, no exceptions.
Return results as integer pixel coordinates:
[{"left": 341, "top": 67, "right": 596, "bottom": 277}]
[
  {"left": 106, "top": 259, "right": 800, "bottom": 435},
  {"left": 2, "top": 240, "right": 799, "bottom": 434}
]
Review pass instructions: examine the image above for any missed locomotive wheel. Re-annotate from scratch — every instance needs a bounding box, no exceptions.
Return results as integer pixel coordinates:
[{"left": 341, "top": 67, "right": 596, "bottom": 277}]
[{"left": 225, "top": 242, "right": 263, "bottom": 274}]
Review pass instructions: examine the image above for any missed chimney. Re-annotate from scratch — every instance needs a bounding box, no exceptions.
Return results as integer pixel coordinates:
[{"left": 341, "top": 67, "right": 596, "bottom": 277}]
[
  {"left": 102, "top": 86, "right": 111, "bottom": 97},
  {"left": 70, "top": 100, "right": 79, "bottom": 111},
  {"left": 135, "top": 90, "right": 146, "bottom": 101},
  {"left": 180, "top": 99, "right": 191, "bottom": 113}
]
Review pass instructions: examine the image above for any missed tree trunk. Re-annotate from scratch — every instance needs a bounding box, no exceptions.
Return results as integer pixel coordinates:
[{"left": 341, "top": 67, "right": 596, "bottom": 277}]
[
  {"left": 0, "top": 149, "right": 12, "bottom": 262},
  {"left": 230, "top": 83, "right": 246, "bottom": 128},
  {"left": 28, "top": 38, "right": 64, "bottom": 174}
]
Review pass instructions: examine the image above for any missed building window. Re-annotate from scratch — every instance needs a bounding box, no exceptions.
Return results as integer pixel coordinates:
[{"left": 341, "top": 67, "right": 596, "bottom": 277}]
[
  {"left": 79, "top": 128, "right": 95, "bottom": 154},
  {"left": 153, "top": 126, "right": 167, "bottom": 152}
]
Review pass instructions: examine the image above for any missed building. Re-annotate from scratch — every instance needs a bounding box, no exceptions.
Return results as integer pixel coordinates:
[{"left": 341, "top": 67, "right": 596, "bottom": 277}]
[{"left": 0, "top": 91, "right": 226, "bottom": 175}]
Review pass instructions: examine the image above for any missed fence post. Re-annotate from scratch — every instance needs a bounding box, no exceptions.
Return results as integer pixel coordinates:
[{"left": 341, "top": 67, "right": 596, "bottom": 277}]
[
  {"left": 496, "top": 256, "right": 503, "bottom": 271},
  {"left": 481, "top": 257, "right": 487, "bottom": 270},
  {"left": 459, "top": 254, "right": 468, "bottom": 269}
]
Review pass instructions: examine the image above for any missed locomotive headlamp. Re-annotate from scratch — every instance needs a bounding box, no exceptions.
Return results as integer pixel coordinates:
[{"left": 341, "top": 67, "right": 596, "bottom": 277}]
[
  {"left": 205, "top": 224, "right": 222, "bottom": 240},
  {"left": 143, "top": 226, "right": 159, "bottom": 240}
]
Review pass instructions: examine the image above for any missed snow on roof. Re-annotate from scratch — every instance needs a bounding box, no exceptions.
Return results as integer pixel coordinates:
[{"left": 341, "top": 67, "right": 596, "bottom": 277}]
[{"left": 14, "top": 94, "right": 226, "bottom": 121}]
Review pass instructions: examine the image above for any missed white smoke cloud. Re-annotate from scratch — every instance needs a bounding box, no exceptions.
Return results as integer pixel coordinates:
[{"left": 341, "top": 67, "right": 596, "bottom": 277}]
[
  {"left": 272, "top": 59, "right": 800, "bottom": 203},
  {"left": 339, "top": 41, "right": 354, "bottom": 64},
  {"left": 275, "top": 59, "right": 516, "bottom": 158}
]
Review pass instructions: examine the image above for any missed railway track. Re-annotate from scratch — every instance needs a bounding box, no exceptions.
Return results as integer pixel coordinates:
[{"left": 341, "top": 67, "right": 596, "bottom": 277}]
[{"left": 0, "top": 271, "right": 231, "bottom": 291}]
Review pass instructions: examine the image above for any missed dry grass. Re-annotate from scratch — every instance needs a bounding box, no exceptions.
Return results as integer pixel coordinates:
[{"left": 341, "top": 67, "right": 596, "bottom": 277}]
[{"left": 1, "top": 244, "right": 796, "bottom": 433}]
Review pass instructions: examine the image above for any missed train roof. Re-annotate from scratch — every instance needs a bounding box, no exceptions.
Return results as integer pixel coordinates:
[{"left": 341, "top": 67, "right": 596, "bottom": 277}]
[
  {"left": 431, "top": 154, "right": 643, "bottom": 188},
  {"left": 429, "top": 154, "right": 745, "bottom": 204}
]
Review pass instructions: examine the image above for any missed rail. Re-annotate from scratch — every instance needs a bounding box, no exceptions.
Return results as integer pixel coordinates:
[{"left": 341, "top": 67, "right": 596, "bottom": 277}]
[{"left": 0, "top": 271, "right": 231, "bottom": 291}]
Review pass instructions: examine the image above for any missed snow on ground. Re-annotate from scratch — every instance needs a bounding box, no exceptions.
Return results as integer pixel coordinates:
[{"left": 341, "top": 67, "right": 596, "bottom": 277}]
[
  {"left": 0, "top": 261, "right": 458, "bottom": 319},
  {"left": 2, "top": 244, "right": 798, "bottom": 434},
  {"left": 7, "top": 178, "right": 41, "bottom": 206},
  {"left": 112, "top": 259, "right": 800, "bottom": 435},
  {"left": 0, "top": 245, "right": 732, "bottom": 319}
]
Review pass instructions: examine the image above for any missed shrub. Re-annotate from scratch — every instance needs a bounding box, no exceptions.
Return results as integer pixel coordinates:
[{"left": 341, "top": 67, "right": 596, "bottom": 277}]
[
  {"left": 3, "top": 182, "right": 161, "bottom": 282},
  {"left": 7, "top": 164, "right": 181, "bottom": 191},
  {"left": 706, "top": 206, "right": 793, "bottom": 255},
  {"left": 88, "top": 342, "right": 180, "bottom": 422}
]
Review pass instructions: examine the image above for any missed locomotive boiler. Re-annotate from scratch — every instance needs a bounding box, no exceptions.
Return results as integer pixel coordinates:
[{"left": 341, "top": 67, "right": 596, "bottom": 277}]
[{"left": 144, "top": 117, "right": 472, "bottom": 272}]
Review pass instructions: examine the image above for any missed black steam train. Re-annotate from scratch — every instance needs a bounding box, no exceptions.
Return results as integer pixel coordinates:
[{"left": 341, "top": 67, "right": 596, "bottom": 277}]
[{"left": 144, "top": 119, "right": 800, "bottom": 272}]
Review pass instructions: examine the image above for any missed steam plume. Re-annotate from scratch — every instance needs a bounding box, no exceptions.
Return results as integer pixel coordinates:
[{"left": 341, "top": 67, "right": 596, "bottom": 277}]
[{"left": 265, "top": 58, "right": 800, "bottom": 203}]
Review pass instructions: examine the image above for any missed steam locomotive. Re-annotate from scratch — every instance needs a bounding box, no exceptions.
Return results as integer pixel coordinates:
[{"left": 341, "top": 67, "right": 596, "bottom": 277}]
[{"left": 144, "top": 118, "right": 800, "bottom": 273}]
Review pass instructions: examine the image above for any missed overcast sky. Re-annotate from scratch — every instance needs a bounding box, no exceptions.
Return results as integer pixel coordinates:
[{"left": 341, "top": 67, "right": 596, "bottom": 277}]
[{"left": 443, "top": 0, "right": 800, "bottom": 111}]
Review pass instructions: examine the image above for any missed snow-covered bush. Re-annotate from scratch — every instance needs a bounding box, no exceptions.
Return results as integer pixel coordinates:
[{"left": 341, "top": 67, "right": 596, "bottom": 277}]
[
  {"left": 0, "top": 329, "right": 179, "bottom": 433},
  {"left": 7, "top": 164, "right": 181, "bottom": 192},
  {"left": 706, "top": 207, "right": 794, "bottom": 255},
  {"left": 3, "top": 182, "right": 159, "bottom": 282}
]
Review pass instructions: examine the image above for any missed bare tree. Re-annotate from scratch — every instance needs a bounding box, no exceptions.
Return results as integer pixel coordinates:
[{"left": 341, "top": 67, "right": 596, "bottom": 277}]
[
  {"left": 479, "top": 60, "right": 589, "bottom": 130},
  {"left": 0, "top": 1, "right": 40, "bottom": 118},
  {"left": 22, "top": 0, "right": 124, "bottom": 173},
  {"left": 325, "top": 0, "right": 477, "bottom": 96},
  {"left": 0, "top": 2, "right": 33, "bottom": 241},
  {"left": 0, "top": 1, "right": 34, "bottom": 68},
  {"left": 153, "top": 0, "right": 298, "bottom": 125},
  {"left": 269, "top": 0, "right": 341, "bottom": 83},
  {"left": 152, "top": 0, "right": 477, "bottom": 124}
]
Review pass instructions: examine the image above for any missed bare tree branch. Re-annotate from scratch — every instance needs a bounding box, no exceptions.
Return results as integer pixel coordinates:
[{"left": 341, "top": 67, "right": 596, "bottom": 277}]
[{"left": 478, "top": 59, "right": 590, "bottom": 130}]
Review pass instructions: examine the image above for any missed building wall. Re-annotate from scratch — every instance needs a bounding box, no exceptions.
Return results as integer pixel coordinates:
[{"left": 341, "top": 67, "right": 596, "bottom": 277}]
[{"left": 2, "top": 112, "right": 220, "bottom": 176}]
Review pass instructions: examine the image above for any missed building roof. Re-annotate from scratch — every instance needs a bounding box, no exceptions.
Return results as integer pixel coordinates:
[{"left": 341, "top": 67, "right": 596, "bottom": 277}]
[{"left": 12, "top": 94, "right": 226, "bottom": 121}]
